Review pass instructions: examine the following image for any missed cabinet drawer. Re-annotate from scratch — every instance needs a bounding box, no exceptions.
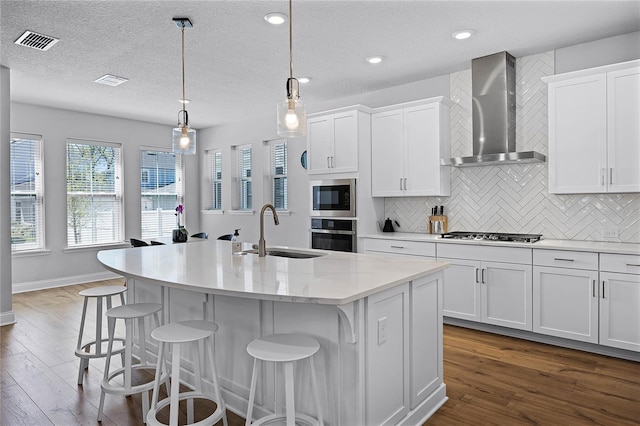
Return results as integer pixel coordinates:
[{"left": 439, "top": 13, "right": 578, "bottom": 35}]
[
  {"left": 533, "top": 249, "right": 598, "bottom": 270},
  {"left": 364, "top": 238, "right": 435, "bottom": 257},
  {"left": 437, "top": 243, "right": 531, "bottom": 264},
  {"left": 600, "top": 253, "right": 640, "bottom": 274}
]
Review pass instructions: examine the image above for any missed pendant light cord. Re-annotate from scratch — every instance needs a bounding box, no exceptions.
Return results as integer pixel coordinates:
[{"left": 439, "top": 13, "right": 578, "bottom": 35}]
[
  {"left": 289, "top": 0, "right": 293, "bottom": 79},
  {"left": 181, "top": 24, "right": 186, "bottom": 107}
]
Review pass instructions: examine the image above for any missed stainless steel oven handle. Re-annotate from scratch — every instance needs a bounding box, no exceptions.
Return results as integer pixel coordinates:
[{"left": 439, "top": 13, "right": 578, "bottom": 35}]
[{"left": 310, "top": 229, "right": 356, "bottom": 236}]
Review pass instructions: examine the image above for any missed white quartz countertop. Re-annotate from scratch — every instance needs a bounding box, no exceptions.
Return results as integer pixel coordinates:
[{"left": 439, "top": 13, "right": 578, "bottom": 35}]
[
  {"left": 97, "top": 240, "right": 448, "bottom": 305},
  {"left": 360, "top": 232, "right": 640, "bottom": 255}
]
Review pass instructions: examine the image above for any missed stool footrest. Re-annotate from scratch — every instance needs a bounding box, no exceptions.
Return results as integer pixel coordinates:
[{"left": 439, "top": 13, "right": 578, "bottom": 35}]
[
  {"left": 75, "top": 338, "right": 126, "bottom": 359},
  {"left": 102, "top": 364, "right": 165, "bottom": 396},
  {"left": 147, "top": 391, "right": 225, "bottom": 426}
]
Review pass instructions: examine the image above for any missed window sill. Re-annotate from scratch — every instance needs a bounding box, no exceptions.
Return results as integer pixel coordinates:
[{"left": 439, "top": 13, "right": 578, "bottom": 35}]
[
  {"left": 202, "top": 209, "right": 224, "bottom": 215},
  {"left": 63, "top": 242, "right": 130, "bottom": 253},
  {"left": 228, "top": 210, "right": 256, "bottom": 216},
  {"left": 264, "top": 210, "right": 291, "bottom": 216},
  {"left": 12, "top": 249, "right": 52, "bottom": 258}
]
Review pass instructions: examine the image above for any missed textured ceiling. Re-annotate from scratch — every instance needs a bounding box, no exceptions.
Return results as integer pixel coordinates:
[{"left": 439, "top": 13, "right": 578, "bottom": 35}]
[{"left": 1, "top": 0, "right": 639, "bottom": 129}]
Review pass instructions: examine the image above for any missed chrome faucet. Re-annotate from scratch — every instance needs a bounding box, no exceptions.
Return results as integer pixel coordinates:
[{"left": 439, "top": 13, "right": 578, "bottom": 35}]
[{"left": 258, "top": 203, "right": 279, "bottom": 257}]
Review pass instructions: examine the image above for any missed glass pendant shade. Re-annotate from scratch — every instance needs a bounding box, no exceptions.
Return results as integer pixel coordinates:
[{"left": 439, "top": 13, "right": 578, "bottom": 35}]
[
  {"left": 277, "top": 97, "right": 306, "bottom": 137},
  {"left": 172, "top": 125, "right": 196, "bottom": 155}
]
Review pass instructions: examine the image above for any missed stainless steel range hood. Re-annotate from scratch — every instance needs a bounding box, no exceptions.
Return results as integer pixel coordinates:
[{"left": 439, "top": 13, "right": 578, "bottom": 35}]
[{"left": 446, "top": 51, "right": 545, "bottom": 167}]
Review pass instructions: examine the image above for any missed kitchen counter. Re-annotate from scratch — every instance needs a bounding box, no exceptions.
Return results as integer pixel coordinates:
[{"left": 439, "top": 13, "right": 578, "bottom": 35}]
[
  {"left": 360, "top": 232, "right": 640, "bottom": 255},
  {"left": 97, "top": 240, "right": 448, "bottom": 305},
  {"left": 97, "top": 240, "right": 448, "bottom": 425}
]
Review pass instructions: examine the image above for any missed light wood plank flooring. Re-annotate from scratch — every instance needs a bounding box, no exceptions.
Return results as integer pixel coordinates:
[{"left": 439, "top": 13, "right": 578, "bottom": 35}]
[{"left": 1, "top": 281, "right": 639, "bottom": 425}]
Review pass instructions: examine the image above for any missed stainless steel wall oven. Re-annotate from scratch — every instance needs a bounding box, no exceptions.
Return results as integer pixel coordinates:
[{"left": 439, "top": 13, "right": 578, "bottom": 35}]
[{"left": 310, "top": 218, "right": 356, "bottom": 252}]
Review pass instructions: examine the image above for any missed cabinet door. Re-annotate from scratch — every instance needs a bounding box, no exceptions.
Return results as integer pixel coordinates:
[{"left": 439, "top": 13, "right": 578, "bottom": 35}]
[
  {"left": 307, "top": 116, "right": 333, "bottom": 174},
  {"left": 331, "top": 111, "right": 359, "bottom": 173},
  {"left": 548, "top": 74, "right": 607, "bottom": 193},
  {"left": 607, "top": 66, "right": 640, "bottom": 192},
  {"left": 481, "top": 261, "right": 532, "bottom": 331},
  {"left": 533, "top": 266, "right": 599, "bottom": 343},
  {"left": 371, "top": 110, "right": 405, "bottom": 196},
  {"left": 600, "top": 272, "right": 640, "bottom": 352},
  {"left": 410, "top": 275, "right": 441, "bottom": 409},
  {"left": 403, "top": 104, "right": 441, "bottom": 196},
  {"left": 440, "top": 258, "right": 481, "bottom": 322}
]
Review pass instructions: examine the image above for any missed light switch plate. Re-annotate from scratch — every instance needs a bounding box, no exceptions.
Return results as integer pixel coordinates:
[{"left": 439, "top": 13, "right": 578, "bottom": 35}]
[
  {"left": 378, "top": 317, "right": 387, "bottom": 345},
  {"left": 603, "top": 229, "right": 619, "bottom": 238}
]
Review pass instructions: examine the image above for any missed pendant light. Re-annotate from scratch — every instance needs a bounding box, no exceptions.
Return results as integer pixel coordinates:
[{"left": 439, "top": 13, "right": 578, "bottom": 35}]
[
  {"left": 277, "top": 0, "right": 306, "bottom": 137},
  {"left": 172, "top": 18, "right": 196, "bottom": 155}
]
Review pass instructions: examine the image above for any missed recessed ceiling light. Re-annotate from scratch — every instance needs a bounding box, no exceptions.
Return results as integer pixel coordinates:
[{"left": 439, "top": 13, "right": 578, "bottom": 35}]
[
  {"left": 366, "top": 56, "right": 384, "bottom": 64},
  {"left": 264, "top": 12, "right": 287, "bottom": 25},
  {"left": 452, "top": 30, "right": 474, "bottom": 40},
  {"left": 298, "top": 77, "right": 310, "bottom": 84}
]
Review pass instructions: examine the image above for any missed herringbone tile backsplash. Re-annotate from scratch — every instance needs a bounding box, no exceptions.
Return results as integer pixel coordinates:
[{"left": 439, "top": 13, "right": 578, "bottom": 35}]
[{"left": 385, "top": 51, "right": 640, "bottom": 243}]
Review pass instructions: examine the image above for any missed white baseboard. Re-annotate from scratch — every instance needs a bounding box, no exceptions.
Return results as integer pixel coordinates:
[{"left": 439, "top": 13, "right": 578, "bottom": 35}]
[
  {"left": 12, "top": 271, "right": 122, "bottom": 294},
  {"left": 0, "top": 310, "right": 16, "bottom": 326}
]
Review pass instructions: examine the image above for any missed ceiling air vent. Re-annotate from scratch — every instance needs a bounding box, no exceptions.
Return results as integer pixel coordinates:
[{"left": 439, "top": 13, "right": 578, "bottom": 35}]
[
  {"left": 94, "top": 74, "right": 129, "bottom": 87},
  {"left": 14, "top": 30, "right": 59, "bottom": 51}
]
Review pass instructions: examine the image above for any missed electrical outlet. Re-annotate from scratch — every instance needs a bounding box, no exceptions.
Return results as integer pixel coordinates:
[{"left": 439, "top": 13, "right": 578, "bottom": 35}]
[
  {"left": 603, "top": 229, "right": 619, "bottom": 238},
  {"left": 377, "top": 317, "right": 388, "bottom": 345}
]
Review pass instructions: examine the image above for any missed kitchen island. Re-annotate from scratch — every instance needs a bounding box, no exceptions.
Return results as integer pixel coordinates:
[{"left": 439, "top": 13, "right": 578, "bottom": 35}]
[{"left": 97, "top": 240, "right": 449, "bottom": 425}]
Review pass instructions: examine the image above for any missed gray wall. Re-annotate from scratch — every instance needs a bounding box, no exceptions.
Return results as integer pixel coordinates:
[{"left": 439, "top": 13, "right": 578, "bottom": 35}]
[
  {"left": 555, "top": 31, "right": 640, "bottom": 73},
  {"left": 1, "top": 67, "right": 14, "bottom": 325},
  {"left": 10, "top": 103, "right": 200, "bottom": 291}
]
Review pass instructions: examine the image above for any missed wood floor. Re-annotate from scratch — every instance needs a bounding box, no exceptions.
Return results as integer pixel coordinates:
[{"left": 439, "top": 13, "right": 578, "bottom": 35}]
[{"left": 1, "top": 281, "right": 639, "bottom": 425}]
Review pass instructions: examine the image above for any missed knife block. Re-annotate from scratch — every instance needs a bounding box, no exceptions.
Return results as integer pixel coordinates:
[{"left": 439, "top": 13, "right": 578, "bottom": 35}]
[{"left": 428, "top": 215, "right": 448, "bottom": 234}]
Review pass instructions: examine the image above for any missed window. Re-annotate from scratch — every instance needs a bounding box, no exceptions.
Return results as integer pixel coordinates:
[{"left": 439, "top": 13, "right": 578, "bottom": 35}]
[
  {"left": 140, "top": 149, "right": 183, "bottom": 239},
  {"left": 10, "top": 133, "right": 44, "bottom": 252},
  {"left": 264, "top": 139, "right": 288, "bottom": 210},
  {"left": 234, "top": 144, "right": 252, "bottom": 210},
  {"left": 66, "top": 139, "right": 123, "bottom": 247},
  {"left": 207, "top": 149, "right": 222, "bottom": 210}
]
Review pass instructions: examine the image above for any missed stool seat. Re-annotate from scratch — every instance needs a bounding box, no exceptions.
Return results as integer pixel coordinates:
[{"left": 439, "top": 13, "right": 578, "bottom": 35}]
[
  {"left": 106, "top": 302, "right": 163, "bottom": 319},
  {"left": 247, "top": 333, "right": 320, "bottom": 362},
  {"left": 75, "top": 285, "right": 127, "bottom": 386},
  {"left": 151, "top": 320, "right": 218, "bottom": 344},
  {"left": 147, "top": 320, "right": 227, "bottom": 426}
]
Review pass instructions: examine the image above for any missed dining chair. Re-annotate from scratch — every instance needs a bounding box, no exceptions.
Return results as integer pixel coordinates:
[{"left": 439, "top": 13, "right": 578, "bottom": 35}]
[{"left": 130, "top": 238, "right": 149, "bottom": 247}]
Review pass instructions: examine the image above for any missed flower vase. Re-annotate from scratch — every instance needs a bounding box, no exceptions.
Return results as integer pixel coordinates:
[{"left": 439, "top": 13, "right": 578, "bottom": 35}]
[{"left": 172, "top": 229, "right": 188, "bottom": 243}]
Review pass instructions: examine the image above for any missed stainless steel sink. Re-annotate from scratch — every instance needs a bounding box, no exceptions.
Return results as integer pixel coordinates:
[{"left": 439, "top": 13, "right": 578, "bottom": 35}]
[{"left": 243, "top": 248, "right": 327, "bottom": 259}]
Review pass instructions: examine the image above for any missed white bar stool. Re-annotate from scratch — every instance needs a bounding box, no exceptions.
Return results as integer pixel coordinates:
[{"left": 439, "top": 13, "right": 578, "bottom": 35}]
[
  {"left": 245, "top": 334, "right": 323, "bottom": 426},
  {"left": 147, "top": 320, "right": 228, "bottom": 426},
  {"left": 75, "top": 285, "right": 127, "bottom": 386},
  {"left": 98, "top": 302, "right": 166, "bottom": 424}
]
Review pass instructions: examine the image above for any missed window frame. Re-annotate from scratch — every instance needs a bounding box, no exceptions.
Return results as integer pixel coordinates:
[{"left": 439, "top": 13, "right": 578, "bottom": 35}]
[
  {"left": 10, "top": 133, "right": 45, "bottom": 253},
  {"left": 264, "top": 139, "right": 288, "bottom": 211},
  {"left": 65, "top": 138, "right": 124, "bottom": 248},
  {"left": 207, "top": 149, "right": 223, "bottom": 211},
  {"left": 232, "top": 144, "right": 253, "bottom": 211}
]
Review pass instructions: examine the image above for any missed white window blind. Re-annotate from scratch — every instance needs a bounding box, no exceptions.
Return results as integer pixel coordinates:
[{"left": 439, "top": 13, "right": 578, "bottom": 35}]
[
  {"left": 208, "top": 149, "right": 222, "bottom": 210},
  {"left": 140, "top": 149, "right": 183, "bottom": 239},
  {"left": 234, "top": 144, "right": 252, "bottom": 210},
  {"left": 66, "top": 139, "right": 123, "bottom": 247},
  {"left": 10, "top": 133, "right": 44, "bottom": 252},
  {"left": 264, "top": 139, "right": 288, "bottom": 210}
]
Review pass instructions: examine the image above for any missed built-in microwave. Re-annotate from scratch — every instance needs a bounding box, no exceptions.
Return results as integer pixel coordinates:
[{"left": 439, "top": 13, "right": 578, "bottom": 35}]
[{"left": 310, "top": 179, "right": 356, "bottom": 217}]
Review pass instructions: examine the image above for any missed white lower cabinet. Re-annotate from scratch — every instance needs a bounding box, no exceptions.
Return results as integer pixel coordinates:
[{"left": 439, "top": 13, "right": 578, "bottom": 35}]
[
  {"left": 438, "top": 245, "right": 533, "bottom": 331},
  {"left": 600, "top": 254, "right": 640, "bottom": 352},
  {"left": 533, "top": 250, "right": 599, "bottom": 343}
]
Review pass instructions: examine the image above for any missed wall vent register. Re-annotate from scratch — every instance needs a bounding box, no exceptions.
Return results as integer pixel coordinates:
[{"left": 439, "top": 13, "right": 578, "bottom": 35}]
[{"left": 441, "top": 231, "right": 543, "bottom": 243}]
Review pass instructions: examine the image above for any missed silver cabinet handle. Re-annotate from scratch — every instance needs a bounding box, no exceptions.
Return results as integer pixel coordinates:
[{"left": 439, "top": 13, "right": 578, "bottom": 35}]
[
  {"left": 601, "top": 168, "right": 605, "bottom": 186},
  {"left": 610, "top": 168, "right": 613, "bottom": 185},
  {"left": 327, "top": 157, "right": 331, "bottom": 168},
  {"left": 481, "top": 268, "right": 486, "bottom": 284},
  {"left": 390, "top": 245, "right": 404, "bottom": 249},
  {"left": 554, "top": 258, "right": 575, "bottom": 262},
  {"left": 592, "top": 279, "right": 597, "bottom": 297},
  {"left": 475, "top": 268, "right": 479, "bottom": 283},
  {"left": 400, "top": 178, "right": 403, "bottom": 190},
  {"left": 403, "top": 178, "right": 407, "bottom": 190},
  {"left": 331, "top": 156, "right": 334, "bottom": 168},
  {"left": 602, "top": 280, "right": 606, "bottom": 299},
  {"left": 627, "top": 263, "right": 640, "bottom": 267}
]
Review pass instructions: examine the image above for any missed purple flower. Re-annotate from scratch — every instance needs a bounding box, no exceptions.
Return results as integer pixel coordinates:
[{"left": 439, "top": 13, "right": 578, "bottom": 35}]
[{"left": 175, "top": 204, "right": 184, "bottom": 214}]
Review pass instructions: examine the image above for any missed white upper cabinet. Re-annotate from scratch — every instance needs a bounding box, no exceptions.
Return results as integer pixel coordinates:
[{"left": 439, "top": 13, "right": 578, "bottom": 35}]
[
  {"left": 371, "top": 97, "right": 451, "bottom": 197},
  {"left": 307, "top": 106, "right": 370, "bottom": 175},
  {"left": 544, "top": 60, "right": 640, "bottom": 194}
]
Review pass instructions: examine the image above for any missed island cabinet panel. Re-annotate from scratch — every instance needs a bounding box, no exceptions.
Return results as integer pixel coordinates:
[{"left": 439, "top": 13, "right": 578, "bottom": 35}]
[
  {"left": 366, "top": 283, "right": 410, "bottom": 425},
  {"left": 410, "top": 274, "right": 442, "bottom": 409}
]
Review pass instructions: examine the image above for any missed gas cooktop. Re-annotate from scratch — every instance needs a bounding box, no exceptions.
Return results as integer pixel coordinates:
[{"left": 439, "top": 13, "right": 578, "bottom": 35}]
[{"left": 440, "top": 231, "right": 543, "bottom": 243}]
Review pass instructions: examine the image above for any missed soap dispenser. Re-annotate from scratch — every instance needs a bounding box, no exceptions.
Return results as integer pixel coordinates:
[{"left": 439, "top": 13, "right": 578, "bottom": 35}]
[{"left": 231, "top": 229, "right": 242, "bottom": 255}]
